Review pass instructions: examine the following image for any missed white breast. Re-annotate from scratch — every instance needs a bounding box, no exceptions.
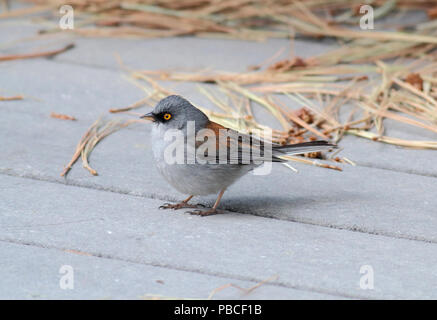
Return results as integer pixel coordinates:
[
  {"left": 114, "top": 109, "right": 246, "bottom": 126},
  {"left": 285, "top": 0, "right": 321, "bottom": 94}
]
[{"left": 150, "top": 124, "right": 252, "bottom": 196}]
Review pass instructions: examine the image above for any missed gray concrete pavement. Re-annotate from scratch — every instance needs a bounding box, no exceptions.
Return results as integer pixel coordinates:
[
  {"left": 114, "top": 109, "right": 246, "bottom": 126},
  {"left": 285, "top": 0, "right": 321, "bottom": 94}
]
[
  {"left": 1, "top": 16, "right": 437, "bottom": 299},
  {"left": 2, "top": 175, "right": 437, "bottom": 299},
  {"left": 2, "top": 240, "right": 338, "bottom": 300}
]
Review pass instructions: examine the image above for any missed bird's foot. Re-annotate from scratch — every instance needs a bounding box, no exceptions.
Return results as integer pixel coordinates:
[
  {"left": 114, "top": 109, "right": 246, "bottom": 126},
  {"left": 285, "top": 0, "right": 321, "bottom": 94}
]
[
  {"left": 186, "top": 208, "right": 221, "bottom": 216},
  {"left": 159, "top": 202, "right": 203, "bottom": 210}
]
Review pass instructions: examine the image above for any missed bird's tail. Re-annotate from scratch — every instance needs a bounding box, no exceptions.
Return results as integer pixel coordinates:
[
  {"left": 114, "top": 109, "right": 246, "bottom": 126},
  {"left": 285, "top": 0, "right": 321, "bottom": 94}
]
[{"left": 273, "top": 140, "right": 336, "bottom": 156}]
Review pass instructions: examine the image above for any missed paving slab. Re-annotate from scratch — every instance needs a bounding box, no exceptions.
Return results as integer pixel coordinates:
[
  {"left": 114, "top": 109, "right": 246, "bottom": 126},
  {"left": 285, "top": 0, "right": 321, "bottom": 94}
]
[
  {"left": 51, "top": 31, "right": 437, "bottom": 178},
  {"left": 1, "top": 54, "right": 436, "bottom": 179},
  {"left": 53, "top": 36, "right": 337, "bottom": 72},
  {"left": 1, "top": 174, "right": 437, "bottom": 299},
  {"left": 1, "top": 241, "right": 336, "bottom": 300},
  {"left": 1, "top": 108, "right": 436, "bottom": 243}
]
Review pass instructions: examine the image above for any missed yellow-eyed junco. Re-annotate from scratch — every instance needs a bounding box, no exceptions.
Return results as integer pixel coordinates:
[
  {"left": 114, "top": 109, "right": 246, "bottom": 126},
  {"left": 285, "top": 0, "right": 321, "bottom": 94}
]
[{"left": 141, "top": 95, "right": 335, "bottom": 216}]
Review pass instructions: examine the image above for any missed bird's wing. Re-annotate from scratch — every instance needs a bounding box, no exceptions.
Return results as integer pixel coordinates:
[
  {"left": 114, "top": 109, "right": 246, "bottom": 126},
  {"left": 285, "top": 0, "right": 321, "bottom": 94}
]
[
  {"left": 201, "top": 121, "right": 278, "bottom": 164},
  {"left": 192, "top": 121, "right": 337, "bottom": 164}
]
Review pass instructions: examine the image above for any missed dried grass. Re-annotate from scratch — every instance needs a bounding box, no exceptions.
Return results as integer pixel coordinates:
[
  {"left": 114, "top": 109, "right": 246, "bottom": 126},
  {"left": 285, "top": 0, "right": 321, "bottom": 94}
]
[
  {"left": 0, "top": 43, "right": 74, "bottom": 62},
  {"left": 14, "top": 0, "right": 437, "bottom": 41},
  {"left": 50, "top": 112, "right": 77, "bottom": 121},
  {"left": 140, "top": 274, "right": 279, "bottom": 300},
  {"left": 61, "top": 117, "right": 146, "bottom": 177},
  {"left": 0, "top": 95, "right": 23, "bottom": 101}
]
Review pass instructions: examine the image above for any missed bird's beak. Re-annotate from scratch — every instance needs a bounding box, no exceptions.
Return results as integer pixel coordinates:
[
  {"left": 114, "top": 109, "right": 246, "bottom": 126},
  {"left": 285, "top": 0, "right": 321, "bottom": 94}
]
[{"left": 140, "top": 112, "right": 155, "bottom": 122}]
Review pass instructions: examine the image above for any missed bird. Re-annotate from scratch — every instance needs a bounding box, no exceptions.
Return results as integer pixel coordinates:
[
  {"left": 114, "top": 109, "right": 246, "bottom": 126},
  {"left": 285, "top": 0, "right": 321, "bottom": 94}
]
[{"left": 141, "top": 95, "right": 336, "bottom": 216}]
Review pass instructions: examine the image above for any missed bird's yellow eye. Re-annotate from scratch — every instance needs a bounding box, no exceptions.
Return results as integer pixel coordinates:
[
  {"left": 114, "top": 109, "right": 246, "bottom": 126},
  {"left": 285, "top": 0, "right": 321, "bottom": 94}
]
[{"left": 163, "top": 113, "right": 172, "bottom": 121}]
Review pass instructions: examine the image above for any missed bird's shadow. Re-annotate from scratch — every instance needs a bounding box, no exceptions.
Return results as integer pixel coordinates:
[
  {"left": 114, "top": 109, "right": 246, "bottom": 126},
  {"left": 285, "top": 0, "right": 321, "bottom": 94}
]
[{"left": 201, "top": 191, "right": 369, "bottom": 219}]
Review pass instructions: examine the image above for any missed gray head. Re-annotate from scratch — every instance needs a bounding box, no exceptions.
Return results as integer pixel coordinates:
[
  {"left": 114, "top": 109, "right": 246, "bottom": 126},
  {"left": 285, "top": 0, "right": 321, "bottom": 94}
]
[{"left": 141, "top": 95, "right": 209, "bottom": 131}]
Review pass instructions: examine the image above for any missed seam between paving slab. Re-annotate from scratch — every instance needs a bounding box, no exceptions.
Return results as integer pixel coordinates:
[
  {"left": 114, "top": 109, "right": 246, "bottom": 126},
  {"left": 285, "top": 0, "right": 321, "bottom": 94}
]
[
  {"left": 0, "top": 237, "right": 362, "bottom": 299},
  {"left": 353, "top": 161, "right": 437, "bottom": 179},
  {"left": 2, "top": 167, "right": 436, "bottom": 245}
]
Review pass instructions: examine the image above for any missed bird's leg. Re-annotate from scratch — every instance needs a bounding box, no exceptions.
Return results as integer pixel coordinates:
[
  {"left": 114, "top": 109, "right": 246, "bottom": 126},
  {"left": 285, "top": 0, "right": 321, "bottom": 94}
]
[
  {"left": 187, "top": 188, "right": 226, "bottom": 216},
  {"left": 159, "top": 195, "right": 198, "bottom": 210}
]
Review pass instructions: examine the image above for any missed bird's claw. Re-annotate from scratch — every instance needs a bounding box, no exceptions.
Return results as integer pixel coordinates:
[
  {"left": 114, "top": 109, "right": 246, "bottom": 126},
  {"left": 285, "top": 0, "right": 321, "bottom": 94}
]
[
  {"left": 159, "top": 202, "right": 200, "bottom": 210},
  {"left": 186, "top": 209, "right": 218, "bottom": 216},
  {"left": 159, "top": 203, "right": 173, "bottom": 210}
]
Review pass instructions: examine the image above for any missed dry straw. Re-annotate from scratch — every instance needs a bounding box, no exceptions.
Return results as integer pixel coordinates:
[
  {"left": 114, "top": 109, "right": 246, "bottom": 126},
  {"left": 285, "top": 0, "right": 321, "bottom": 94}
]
[{"left": 11, "top": 0, "right": 437, "bottom": 40}]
